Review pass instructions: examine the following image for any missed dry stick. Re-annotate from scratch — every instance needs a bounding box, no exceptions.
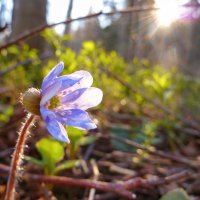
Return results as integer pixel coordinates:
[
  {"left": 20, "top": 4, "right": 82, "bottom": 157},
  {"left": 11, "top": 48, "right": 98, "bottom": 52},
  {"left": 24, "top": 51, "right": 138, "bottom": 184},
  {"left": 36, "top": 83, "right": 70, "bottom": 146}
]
[
  {"left": 0, "top": 163, "right": 132, "bottom": 199},
  {"left": 0, "top": 164, "right": 191, "bottom": 200},
  {"left": 24, "top": 171, "right": 189, "bottom": 200},
  {"left": 26, "top": 174, "right": 135, "bottom": 199},
  {"left": 88, "top": 160, "right": 100, "bottom": 200},
  {"left": 123, "top": 170, "right": 190, "bottom": 190},
  {"left": 26, "top": 170, "right": 189, "bottom": 199},
  {"left": 0, "top": 6, "right": 159, "bottom": 51},
  {"left": 0, "top": 12, "right": 101, "bottom": 51},
  {"left": 111, "top": 134, "right": 200, "bottom": 169},
  {"left": 1, "top": 3, "right": 198, "bottom": 51},
  {"left": 98, "top": 160, "right": 136, "bottom": 176},
  {"left": 5, "top": 114, "right": 35, "bottom": 200},
  {"left": 100, "top": 67, "right": 200, "bottom": 134}
]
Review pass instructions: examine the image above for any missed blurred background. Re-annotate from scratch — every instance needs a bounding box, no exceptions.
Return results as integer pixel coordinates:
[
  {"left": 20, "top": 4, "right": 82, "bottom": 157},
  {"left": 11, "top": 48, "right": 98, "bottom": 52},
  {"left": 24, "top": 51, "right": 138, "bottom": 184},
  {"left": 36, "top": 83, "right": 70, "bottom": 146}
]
[{"left": 1, "top": 0, "right": 200, "bottom": 199}]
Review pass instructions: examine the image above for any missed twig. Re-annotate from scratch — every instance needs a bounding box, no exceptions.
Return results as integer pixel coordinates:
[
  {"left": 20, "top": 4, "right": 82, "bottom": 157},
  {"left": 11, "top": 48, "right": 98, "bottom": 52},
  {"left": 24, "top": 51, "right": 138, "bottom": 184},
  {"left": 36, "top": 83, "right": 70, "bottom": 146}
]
[
  {"left": 123, "top": 170, "right": 190, "bottom": 190},
  {"left": 80, "top": 159, "right": 90, "bottom": 174},
  {"left": 0, "top": 164, "right": 192, "bottom": 200},
  {"left": 25, "top": 173, "right": 136, "bottom": 199},
  {"left": 5, "top": 114, "right": 35, "bottom": 200},
  {"left": 0, "top": 13, "right": 101, "bottom": 51},
  {"left": 1, "top": 3, "right": 199, "bottom": 52},
  {"left": 98, "top": 161, "right": 136, "bottom": 176},
  {"left": 88, "top": 159, "right": 100, "bottom": 200},
  {"left": 0, "top": 6, "right": 159, "bottom": 51},
  {"left": 22, "top": 170, "right": 191, "bottom": 199},
  {"left": 111, "top": 134, "right": 200, "bottom": 169}
]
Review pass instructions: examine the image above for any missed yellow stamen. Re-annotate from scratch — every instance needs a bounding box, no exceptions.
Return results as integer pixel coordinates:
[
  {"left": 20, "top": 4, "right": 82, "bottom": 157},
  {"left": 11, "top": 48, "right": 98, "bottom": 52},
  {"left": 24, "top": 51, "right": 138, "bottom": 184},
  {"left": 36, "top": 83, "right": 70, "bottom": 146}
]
[{"left": 48, "top": 96, "right": 60, "bottom": 110}]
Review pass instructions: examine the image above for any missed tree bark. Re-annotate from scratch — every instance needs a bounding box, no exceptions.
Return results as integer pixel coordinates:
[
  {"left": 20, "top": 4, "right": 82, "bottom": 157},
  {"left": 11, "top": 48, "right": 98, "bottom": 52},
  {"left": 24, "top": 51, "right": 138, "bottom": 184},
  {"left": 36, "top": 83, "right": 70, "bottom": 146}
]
[
  {"left": 11, "top": 0, "right": 47, "bottom": 51},
  {"left": 64, "top": 0, "right": 74, "bottom": 35}
]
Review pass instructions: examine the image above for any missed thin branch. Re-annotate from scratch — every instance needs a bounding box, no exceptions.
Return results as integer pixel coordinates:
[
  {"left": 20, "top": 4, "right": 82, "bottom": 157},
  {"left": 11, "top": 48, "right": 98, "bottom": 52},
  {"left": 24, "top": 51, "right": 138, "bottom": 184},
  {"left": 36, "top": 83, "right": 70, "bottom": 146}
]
[
  {"left": 123, "top": 170, "right": 190, "bottom": 190},
  {"left": 5, "top": 114, "right": 35, "bottom": 200},
  {"left": 1, "top": 3, "right": 199, "bottom": 52},
  {"left": 26, "top": 173, "right": 136, "bottom": 199},
  {"left": 0, "top": 6, "right": 159, "bottom": 51},
  {"left": 98, "top": 160, "right": 136, "bottom": 176},
  {"left": 0, "top": 163, "right": 191, "bottom": 200},
  {"left": 111, "top": 134, "right": 200, "bottom": 169},
  {"left": 0, "top": 12, "right": 101, "bottom": 51},
  {"left": 24, "top": 171, "right": 192, "bottom": 199},
  {"left": 88, "top": 159, "right": 100, "bottom": 200}
]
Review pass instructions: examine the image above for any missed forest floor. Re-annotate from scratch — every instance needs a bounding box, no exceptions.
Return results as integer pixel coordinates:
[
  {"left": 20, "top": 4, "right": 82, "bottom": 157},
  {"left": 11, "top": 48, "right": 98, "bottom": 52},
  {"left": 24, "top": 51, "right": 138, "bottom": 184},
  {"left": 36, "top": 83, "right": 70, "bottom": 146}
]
[{"left": 0, "top": 105, "right": 200, "bottom": 200}]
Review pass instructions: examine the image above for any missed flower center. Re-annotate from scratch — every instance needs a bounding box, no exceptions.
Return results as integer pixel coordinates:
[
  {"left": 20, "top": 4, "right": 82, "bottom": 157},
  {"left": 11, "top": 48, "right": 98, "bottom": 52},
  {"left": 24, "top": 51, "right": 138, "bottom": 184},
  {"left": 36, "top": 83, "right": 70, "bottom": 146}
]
[{"left": 48, "top": 96, "right": 60, "bottom": 110}]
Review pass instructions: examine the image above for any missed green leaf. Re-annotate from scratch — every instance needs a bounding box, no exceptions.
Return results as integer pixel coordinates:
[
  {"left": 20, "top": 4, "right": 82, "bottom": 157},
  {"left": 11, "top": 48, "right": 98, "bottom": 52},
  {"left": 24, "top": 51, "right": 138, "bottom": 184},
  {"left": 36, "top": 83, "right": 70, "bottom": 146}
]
[
  {"left": 54, "top": 160, "right": 80, "bottom": 174},
  {"left": 36, "top": 137, "right": 65, "bottom": 174},
  {"left": 67, "top": 126, "right": 84, "bottom": 142},
  {"left": 160, "top": 188, "right": 190, "bottom": 200},
  {"left": 66, "top": 126, "right": 85, "bottom": 159}
]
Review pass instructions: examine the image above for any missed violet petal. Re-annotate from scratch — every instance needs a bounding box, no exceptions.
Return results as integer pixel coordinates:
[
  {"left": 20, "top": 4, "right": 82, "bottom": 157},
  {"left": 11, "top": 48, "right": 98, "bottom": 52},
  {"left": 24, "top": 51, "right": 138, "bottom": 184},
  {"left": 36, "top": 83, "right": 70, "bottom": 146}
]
[
  {"left": 55, "top": 109, "right": 97, "bottom": 129},
  {"left": 42, "top": 62, "right": 64, "bottom": 91},
  {"left": 40, "top": 107, "right": 70, "bottom": 143},
  {"left": 60, "top": 87, "right": 103, "bottom": 110},
  {"left": 40, "top": 80, "right": 62, "bottom": 106}
]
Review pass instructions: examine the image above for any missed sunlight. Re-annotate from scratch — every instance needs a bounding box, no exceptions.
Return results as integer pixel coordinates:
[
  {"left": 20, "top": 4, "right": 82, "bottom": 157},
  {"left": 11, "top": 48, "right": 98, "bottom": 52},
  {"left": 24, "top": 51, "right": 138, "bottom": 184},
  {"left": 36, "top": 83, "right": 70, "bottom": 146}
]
[{"left": 155, "top": 0, "right": 182, "bottom": 27}]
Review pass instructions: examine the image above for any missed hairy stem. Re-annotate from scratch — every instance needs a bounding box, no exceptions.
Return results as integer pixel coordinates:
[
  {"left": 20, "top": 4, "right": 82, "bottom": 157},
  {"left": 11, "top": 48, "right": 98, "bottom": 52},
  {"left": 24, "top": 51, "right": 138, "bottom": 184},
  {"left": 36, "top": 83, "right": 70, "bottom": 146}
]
[{"left": 5, "top": 114, "right": 35, "bottom": 200}]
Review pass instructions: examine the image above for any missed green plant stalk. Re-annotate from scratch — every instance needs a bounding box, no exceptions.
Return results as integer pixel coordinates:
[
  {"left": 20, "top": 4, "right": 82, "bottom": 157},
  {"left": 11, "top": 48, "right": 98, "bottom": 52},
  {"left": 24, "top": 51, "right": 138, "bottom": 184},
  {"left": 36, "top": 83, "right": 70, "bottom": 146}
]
[
  {"left": 70, "top": 143, "right": 77, "bottom": 160},
  {"left": 5, "top": 114, "right": 35, "bottom": 200}
]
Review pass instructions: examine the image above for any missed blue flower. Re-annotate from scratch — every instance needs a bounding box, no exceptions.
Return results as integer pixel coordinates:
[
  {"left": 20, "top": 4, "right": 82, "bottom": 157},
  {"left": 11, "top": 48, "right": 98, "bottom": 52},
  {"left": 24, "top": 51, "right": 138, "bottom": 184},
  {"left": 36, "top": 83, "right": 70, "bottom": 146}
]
[{"left": 40, "top": 62, "right": 103, "bottom": 143}]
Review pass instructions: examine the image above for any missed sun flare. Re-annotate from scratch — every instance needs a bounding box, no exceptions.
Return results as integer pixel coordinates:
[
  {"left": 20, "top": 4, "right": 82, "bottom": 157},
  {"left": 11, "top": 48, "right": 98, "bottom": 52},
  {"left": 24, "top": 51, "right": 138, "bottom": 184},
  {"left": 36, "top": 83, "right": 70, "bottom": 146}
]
[{"left": 155, "top": 0, "right": 182, "bottom": 27}]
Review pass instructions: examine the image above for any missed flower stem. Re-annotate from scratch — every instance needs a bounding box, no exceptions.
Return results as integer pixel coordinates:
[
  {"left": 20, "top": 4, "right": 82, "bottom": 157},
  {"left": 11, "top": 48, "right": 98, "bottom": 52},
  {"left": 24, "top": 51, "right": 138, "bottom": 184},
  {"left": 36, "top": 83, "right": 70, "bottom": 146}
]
[{"left": 5, "top": 114, "right": 35, "bottom": 200}]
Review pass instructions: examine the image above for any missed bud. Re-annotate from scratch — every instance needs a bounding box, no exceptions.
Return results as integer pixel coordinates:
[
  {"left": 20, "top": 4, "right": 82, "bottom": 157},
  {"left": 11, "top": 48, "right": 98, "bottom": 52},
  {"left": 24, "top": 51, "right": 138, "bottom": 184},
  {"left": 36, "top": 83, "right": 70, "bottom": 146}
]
[{"left": 21, "top": 88, "right": 41, "bottom": 115}]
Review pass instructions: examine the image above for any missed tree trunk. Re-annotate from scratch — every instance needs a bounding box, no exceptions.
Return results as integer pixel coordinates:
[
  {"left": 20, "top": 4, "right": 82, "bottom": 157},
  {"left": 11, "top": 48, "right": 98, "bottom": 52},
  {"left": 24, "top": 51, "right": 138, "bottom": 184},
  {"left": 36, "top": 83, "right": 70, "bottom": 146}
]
[
  {"left": 11, "top": 0, "right": 47, "bottom": 52},
  {"left": 64, "top": 0, "right": 74, "bottom": 35}
]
